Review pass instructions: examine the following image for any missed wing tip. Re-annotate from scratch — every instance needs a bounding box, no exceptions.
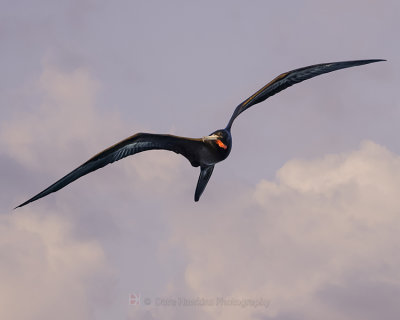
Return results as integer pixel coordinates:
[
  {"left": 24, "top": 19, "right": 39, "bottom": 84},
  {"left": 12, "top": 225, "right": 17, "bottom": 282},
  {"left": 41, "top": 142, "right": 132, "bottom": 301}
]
[
  {"left": 14, "top": 193, "right": 44, "bottom": 210},
  {"left": 352, "top": 58, "right": 387, "bottom": 65},
  {"left": 331, "top": 59, "right": 386, "bottom": 67},
  {"left": 13, "top": 200, "right": 29, "bottom": 210},
  {"left": 364, "top": 58, "right": 387, "bottom": 63}
]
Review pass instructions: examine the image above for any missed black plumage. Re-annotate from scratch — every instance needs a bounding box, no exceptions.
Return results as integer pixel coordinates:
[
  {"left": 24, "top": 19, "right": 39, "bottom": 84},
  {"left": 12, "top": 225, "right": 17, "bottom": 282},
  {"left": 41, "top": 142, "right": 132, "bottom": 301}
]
[{"left": 15, "top": 59, "right": 384, "bottom": 208}]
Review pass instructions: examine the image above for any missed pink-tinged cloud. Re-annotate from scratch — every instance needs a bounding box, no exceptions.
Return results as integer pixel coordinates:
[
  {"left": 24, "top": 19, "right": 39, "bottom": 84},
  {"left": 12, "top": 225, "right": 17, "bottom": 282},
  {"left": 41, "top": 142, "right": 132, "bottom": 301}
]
[
  {"left": 164, "top": 141, "right": 400, "bottom": 320},
  {"left": 0, "top": 212, "right": 114, "bottom": 320}
]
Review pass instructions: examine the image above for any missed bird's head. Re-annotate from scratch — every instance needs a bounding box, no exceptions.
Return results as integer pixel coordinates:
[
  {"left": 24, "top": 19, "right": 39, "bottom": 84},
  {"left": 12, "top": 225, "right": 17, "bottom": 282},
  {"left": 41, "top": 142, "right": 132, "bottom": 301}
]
[{"left": 202, "top": 129, "right": 232, "bottom": 153}]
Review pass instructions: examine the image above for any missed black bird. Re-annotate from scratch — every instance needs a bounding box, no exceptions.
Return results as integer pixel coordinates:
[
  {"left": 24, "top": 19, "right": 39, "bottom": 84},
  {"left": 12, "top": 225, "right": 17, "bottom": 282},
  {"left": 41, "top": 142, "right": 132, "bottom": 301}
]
[{"left": 15, "top": 59, "right": 384, "bottom": 208}]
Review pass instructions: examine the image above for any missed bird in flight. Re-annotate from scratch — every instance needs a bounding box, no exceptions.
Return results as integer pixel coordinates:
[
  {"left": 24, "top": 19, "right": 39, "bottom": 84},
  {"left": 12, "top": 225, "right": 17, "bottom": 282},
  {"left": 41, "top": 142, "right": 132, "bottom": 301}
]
[{"left": 15, "top": 59, "right": 384, "bottom": 208}]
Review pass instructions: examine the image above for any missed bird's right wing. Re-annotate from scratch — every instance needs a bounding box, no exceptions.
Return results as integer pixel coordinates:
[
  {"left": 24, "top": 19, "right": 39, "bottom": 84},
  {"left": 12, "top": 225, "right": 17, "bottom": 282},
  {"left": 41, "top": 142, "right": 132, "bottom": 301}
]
[
  {"left": 15, "top": 133, "right": 204, "bottom": 208},
  {"left": 226, "top": 59, "right": 385, "bottom": 129}
]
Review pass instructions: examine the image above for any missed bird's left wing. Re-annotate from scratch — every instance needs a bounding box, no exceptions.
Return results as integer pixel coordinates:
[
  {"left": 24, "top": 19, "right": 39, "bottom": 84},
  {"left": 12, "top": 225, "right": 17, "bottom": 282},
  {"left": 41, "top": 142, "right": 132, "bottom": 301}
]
[
  {"left": 226, "top": 59, "right": 385, "bottom": 129},
  {"left": 15, "top": 133, "right": 204, "bottom": 208}
]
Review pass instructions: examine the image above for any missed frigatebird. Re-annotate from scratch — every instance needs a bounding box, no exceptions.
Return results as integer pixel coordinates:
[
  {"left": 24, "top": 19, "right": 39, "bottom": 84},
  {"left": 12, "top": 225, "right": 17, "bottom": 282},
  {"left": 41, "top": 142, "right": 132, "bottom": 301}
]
[{"left": 15, "top": 59, "right": 384, "bottom": 208}]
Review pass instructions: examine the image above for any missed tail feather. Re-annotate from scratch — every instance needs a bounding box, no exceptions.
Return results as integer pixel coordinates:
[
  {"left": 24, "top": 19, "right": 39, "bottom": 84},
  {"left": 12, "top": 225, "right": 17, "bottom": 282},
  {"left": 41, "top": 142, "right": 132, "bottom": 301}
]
[{"left": 194, "top": 165, "right": 214, "bottom": 201}]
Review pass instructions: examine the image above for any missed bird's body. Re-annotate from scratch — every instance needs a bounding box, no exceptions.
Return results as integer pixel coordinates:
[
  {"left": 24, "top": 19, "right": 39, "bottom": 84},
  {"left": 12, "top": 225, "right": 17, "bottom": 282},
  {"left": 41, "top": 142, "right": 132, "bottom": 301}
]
[
  {"left": 200, "top": 129, "right": 232, "bottom": 166},
  {"left": 15, "top": 59, "right": 384, "bottom": 208}
]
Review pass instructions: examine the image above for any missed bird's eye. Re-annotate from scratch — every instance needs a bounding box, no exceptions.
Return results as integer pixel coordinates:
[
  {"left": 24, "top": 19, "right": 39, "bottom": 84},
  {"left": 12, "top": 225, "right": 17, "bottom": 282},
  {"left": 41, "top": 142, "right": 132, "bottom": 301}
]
[{"left": 216, "top": 140, "right": 227, "bottom": 149}]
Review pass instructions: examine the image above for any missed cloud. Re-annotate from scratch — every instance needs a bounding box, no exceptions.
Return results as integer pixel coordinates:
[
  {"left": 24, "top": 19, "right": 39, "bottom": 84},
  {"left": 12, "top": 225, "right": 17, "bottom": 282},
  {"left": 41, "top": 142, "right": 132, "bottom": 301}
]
[
  {"left": 0, "top": 62, "right": 111, "bottom": 170},
  {"left": 0, "top": 61, "right": 196, "bottom": 320},
  {"left": 1, "top": 61, "right": 187, "bottom": 209},
  {"left": 164, "top": 141, "right": 400, "bottom": 320},
  {"left": 0, "top": 212, "right": 113, "bottom": 320},
  {"left": 0, "top": 63, "right": 121, "bottom": 319},
  {"left": 2, "top": 62, "right": 399, "bottom": 320}
]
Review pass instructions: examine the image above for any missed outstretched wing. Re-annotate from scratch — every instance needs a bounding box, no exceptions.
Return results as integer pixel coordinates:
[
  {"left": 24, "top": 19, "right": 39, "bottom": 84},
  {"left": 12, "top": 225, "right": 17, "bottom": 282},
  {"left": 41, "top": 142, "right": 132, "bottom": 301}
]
[
  {"left": 194, "top": 165, "right": 215, "bottom": 202},
  {"left": 15, "top": 133, "right": 204, "bottom": 208},
  {"left": 226, "top": 59, "right": 385, "bottom": 129}
]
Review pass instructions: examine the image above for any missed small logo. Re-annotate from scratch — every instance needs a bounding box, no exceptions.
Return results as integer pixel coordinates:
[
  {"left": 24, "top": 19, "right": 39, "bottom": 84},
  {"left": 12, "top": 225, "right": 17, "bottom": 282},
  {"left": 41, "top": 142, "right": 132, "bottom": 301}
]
[{"left": 129, "top": 293, "right": 141, "bottom": 305}]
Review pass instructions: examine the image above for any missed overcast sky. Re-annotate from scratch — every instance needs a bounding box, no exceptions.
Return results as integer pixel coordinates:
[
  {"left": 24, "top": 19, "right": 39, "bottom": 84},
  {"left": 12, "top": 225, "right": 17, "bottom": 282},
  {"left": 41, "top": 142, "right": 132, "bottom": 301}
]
[{"left": 1, "top": 1, "right": 399, "bottom": 319}]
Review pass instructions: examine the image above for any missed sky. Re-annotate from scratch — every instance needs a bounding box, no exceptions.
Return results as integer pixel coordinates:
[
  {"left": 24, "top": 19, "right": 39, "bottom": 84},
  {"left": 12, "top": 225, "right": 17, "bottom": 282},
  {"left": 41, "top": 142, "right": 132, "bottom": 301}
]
[{"left": 1, "top": 1, "right": 399, "bottom": 319}]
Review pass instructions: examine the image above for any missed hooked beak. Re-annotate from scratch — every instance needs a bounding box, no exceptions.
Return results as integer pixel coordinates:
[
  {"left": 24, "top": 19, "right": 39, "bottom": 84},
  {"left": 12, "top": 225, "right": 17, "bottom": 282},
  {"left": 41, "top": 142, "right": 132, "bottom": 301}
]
[{"left": 202, "top": 134, "right": 219, "bottom": 142}]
